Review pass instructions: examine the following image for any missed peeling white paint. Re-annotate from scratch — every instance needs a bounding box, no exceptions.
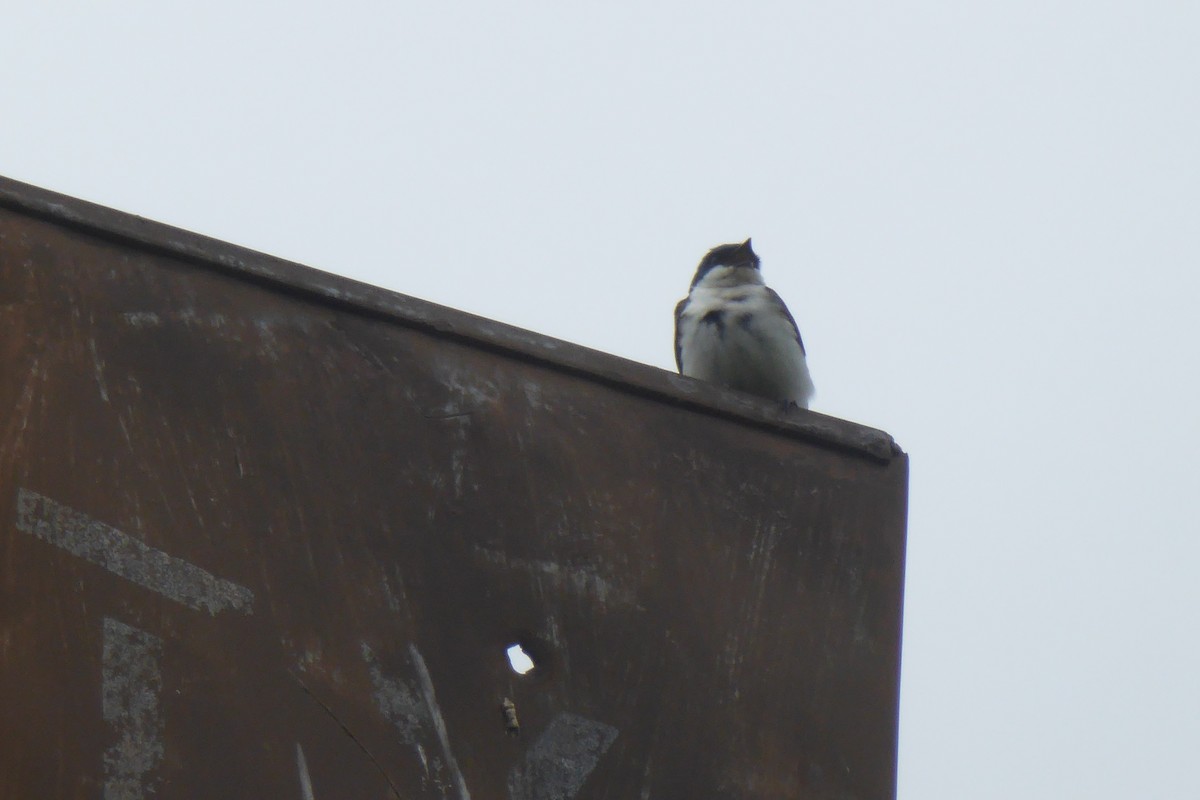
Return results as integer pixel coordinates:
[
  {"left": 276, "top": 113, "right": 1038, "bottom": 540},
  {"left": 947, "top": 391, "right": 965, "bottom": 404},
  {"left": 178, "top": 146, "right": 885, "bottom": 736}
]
[
  {"left": 415, "top": 743, "right": 430, "bottom": 780},
  {"left": 121, "top": 311, "right": 162, "bottom": 328},
  {"left": 409, "top": 644, "right": 471, "bottom": 800},
  {"left": 507, "top": 712, "right": 618, "bottom": 800},
  {"left": 361, "top": 643, "right": 429, "bottom": 747},
  {"left": 16, "top": 488, "right": 254, "bottom": 615},
  {"left": 378, "top": 572, "right": 405, "bottom": 613},
  {"left": 296, "top": 742, "right": 316, "bottom": 800},
  {"left": 102, "top": 618, "right": 163, "bottom": 800},
  {"left": 433, "top": 367, "right": 500, "bottom": 412}
]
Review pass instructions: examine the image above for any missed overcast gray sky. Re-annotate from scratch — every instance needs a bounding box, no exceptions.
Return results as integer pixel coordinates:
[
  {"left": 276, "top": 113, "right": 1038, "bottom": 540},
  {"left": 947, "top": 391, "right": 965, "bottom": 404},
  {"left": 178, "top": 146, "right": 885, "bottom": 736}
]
[{"left": 6, "top": 2, "right": 1199, "bottom": 797}]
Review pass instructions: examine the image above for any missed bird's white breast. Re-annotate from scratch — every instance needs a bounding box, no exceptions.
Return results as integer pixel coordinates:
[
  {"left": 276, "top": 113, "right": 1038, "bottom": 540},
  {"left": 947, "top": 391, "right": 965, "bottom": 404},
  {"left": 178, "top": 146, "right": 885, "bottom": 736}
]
[{"left": 678, "top": 284, "right": 814, "bottom": 407}]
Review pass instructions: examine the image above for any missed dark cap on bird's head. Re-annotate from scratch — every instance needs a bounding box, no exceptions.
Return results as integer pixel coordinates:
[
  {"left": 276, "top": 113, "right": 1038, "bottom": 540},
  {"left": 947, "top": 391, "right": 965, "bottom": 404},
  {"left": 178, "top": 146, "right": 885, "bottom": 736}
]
[{"left": 691, "top": 238, "right": 759, "bottom": 287}]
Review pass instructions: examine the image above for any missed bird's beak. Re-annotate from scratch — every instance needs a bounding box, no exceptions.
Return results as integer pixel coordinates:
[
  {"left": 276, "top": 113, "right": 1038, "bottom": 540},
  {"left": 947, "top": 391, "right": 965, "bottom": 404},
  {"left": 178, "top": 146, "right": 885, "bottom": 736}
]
[{"left": 740, "top": 237, "right": 754, "bottom": 253}]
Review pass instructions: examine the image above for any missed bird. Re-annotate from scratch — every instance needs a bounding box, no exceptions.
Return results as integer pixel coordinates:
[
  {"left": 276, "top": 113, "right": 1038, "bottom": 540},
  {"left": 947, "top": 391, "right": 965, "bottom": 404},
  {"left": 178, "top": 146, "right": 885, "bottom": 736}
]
[{"left": 674, "top": 238, "right": 814, "bottom": 408}]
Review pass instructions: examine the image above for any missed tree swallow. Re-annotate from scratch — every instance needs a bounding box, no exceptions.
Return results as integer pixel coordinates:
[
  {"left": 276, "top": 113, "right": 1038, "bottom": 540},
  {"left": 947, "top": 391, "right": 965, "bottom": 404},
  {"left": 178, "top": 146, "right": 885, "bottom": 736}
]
[{"left": 674, "top": 239, "right": 815, "bottom": 408}]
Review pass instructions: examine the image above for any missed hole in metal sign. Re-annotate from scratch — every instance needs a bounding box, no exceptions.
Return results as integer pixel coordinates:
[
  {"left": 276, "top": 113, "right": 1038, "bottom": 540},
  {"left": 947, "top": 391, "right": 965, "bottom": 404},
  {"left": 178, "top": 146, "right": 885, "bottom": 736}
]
[{"left": 506, "top": 643, "right": 536, "bottom": 675}]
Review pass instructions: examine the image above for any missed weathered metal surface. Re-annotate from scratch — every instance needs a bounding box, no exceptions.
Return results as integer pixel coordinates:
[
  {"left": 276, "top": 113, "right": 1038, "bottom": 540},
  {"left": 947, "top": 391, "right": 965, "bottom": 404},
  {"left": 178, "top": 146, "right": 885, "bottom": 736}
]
[{"left": 0, "top": 176, "right": 908, "bottom": 799}]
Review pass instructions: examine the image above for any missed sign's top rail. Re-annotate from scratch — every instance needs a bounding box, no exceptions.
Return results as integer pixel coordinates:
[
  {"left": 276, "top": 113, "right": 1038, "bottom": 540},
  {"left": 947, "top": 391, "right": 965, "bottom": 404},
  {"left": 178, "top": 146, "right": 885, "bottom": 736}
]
[{"left": 0, "top": 175, "right": 900, "bottom": 463}]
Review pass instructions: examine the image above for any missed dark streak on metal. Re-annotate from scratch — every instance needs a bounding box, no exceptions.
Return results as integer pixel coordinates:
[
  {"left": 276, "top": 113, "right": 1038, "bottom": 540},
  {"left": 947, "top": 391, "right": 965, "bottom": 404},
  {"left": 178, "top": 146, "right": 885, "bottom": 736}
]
[{"left": 286, "top": 670, "right": 404, "bottom": 800}]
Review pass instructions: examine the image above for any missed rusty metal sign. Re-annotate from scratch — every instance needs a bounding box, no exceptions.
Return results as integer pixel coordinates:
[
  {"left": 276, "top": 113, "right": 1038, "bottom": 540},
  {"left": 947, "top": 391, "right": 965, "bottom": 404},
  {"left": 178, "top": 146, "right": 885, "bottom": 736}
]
[{"left": 0, "top": 176, "right": 907, "bottom": 799}]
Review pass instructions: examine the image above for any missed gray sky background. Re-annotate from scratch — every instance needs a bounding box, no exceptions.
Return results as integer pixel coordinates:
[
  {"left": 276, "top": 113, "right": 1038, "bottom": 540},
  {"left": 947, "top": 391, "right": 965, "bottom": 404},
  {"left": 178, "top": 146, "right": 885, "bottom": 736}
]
[{"left": 5, "top": 2, "right": 1199, "bottom": 797}]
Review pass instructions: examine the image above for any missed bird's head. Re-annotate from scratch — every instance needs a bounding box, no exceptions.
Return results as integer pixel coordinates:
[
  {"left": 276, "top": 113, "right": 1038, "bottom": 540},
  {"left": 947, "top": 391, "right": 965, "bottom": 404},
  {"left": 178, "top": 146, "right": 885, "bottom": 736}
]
[{"left": 690, "top": 238, "right": 762, "bottom": 289}]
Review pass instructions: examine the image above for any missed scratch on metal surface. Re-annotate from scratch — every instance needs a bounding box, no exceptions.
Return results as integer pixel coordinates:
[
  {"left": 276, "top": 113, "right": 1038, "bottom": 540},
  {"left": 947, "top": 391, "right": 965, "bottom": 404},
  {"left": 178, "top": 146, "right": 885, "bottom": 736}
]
[
  {"left": 0, "top": 356, "right": 40, "bottom": 464},
  {"left": 507, "top": 712, "right": 619, "bottom": 800},
  {"left": 88, "top": 336, "right": 110, "bottom": 402},
  {"left": 15, "top": 488, "right": 254, "bottom": 615},
  {"left": 296, "top": 743, "right": 316, "bottom": 800},
  {"left": 102, "top": 618, "right": 163, "bottom": 800},
  {"left": 362, "top": 642, "right": 440, "bottom": 786},
  {"left": 422, "top": 410, "right": 474, "bottom": 421},
  {"left": 409, "top": 644, "right": 472, "bottom": 800},
  {"left": 723, "top": 521, "right": 784, "bottom": 682},
  {"left": 287, "top": 669, "right": 403, "bottom": 800}
]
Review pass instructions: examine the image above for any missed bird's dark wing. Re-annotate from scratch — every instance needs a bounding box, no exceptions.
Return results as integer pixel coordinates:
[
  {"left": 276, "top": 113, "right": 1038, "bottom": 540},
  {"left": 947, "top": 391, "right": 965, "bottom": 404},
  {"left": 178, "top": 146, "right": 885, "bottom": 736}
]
[
  {"left": 673, "top": 297, "right": 688, "bottom": 372},
  {"left": 765, "top": 288, "right": 806, "bottom": 355}
]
